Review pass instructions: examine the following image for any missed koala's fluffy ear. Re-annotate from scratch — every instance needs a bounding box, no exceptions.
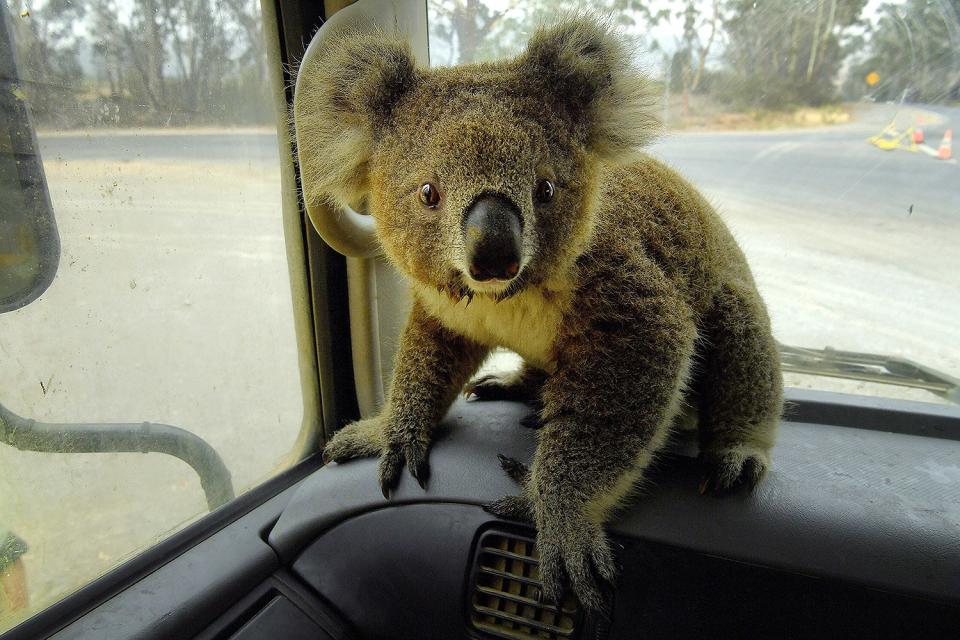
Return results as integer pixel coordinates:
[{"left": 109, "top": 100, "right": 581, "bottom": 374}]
[
  {"left": 521, "top": 17, "right": 659, "bottom": 162},
  {"left": 294, "top": 30, "right": 417, "bottom": 207}
]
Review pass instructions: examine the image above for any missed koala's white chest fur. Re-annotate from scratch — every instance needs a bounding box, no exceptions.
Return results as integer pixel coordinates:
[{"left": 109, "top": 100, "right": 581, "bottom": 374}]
[{"left": 414, "top": 284, "right": 572, "bottom": 371}]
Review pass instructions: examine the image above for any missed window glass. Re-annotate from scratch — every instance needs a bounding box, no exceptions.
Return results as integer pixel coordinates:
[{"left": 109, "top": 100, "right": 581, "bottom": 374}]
[
  {"left": 428, "top": 0, "right": 960, "bottom": 404},
  {"left": 0, "top": 0, "right": 304, "bottom": 632}
]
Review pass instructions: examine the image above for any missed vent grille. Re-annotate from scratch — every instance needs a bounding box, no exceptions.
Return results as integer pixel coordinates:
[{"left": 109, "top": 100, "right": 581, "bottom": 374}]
[{"left": 468, "top": 530, "right": 580, "bottom": 640}]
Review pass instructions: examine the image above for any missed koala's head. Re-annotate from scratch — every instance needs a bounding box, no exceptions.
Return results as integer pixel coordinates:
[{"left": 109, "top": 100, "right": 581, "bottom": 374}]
[{"left": 296, "top": 17, "right": 657, "bottom": 299}]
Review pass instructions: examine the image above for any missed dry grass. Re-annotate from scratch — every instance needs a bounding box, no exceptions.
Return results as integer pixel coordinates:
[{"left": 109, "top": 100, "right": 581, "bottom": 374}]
[{"left": 664, "top": 94, "right": 853, "bottom": 132}]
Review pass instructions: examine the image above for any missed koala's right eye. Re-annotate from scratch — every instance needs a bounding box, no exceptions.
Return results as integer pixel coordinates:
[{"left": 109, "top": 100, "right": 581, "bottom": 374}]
[
  {"left": 535, "top": 178, "right": 556, "bottom": 204},
  {"left": 419, "top": 183, "right": 441, "bottom": 209}
]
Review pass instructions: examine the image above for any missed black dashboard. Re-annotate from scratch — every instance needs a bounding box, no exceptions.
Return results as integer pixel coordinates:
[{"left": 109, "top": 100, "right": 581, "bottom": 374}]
[{"left": 36, "top": 390, "right": 960, "bottom": 640}]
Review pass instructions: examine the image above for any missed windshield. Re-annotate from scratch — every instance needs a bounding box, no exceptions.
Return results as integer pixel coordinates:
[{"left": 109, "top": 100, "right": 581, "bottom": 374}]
[{"left": 428, "top": 0, "right": 960, "bottom": 404}]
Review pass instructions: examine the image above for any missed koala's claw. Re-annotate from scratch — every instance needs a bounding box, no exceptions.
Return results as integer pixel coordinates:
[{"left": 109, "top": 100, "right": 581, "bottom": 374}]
[
  {"left": 378, "top": 440, "right": 431, "bottom": 497},
  {"left": 698, "top": 447, "right": 769, "bottom": 496},
  {"left": 497, "top": 454, "right": 530, "bottom": 483},
  {"left": 377, "top": 448, "right": 403, "bottom": 498},
  {"left": 405, "top": 443, "right": 430, "bottom": 489},
  {"left": 537, "top": 518, "right": 617, "bottom": 612}
]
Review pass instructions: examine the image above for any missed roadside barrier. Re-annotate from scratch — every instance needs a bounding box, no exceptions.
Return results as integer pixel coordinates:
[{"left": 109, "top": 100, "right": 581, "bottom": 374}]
[
  {"left": 912, "top": 117, "right": 924, "bottom": 144},
  {"left": 937, "top": 129, "right": 952, "bottom": 161},
  {"left": 868, "top": 119, "right": 955, "bottom": 164},
  {"left": 867, "top": 120, "right": 917, "bottom": 152}
]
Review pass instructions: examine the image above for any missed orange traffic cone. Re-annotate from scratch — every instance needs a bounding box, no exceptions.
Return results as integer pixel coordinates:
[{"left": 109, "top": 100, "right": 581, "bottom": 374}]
[
  {"left": 938, "top": 129, "right": 953, "bottom": 160},
  {"left": 912, "top": 117, "right": 924, "bottom": 143}
]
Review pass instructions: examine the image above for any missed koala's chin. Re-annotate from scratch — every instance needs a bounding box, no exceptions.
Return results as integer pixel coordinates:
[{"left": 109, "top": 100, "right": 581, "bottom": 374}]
[
  {"left": 301, "top": 15, "right": 783, "bottom": 613},
  {"left": 460, "top": 268, "right": 527, "bottom": 300}
]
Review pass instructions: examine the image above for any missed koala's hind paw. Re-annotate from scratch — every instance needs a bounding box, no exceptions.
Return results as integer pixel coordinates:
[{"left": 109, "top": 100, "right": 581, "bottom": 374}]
[
  {"left": 463, "top": 374, "right": 514, "bottom": 400},
  {"left": 483, "top": 494, "right": 534, "bottom": 522},
  {"left": 519, "top": 413, "right": 544, "bottom": 429},
  {"left": 537, "top": 517, "right": 617, "bottom": 613},
  {"left": 497, "top": 453, "right": 530, "bottom": 483},
  {"left": 379, "top": 440, "right": 431, "bottom": 498},
  {"left": 321, "top": 417, "right": 386, "bottom": 464},
  {"left": 698, "top": 447, "right": 769, "bottom": 496},
  {"left": 464, "top": 372, "right": 539, "bottom": 402}
]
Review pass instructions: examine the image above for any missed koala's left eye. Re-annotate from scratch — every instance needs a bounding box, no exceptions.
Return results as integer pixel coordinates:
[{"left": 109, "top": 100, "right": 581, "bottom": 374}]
[
  {"left": 419, "top": 182, "right": 441, "bottom": 209},
  {"left": 535, "top": 178, "right": 555, "bottom": 204}
]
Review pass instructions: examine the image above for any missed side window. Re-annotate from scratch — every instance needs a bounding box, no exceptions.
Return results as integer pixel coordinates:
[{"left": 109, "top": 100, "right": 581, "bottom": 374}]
[
  {"left": 0, "top": 0, "right": 310, "bottom": 632},
  {"left": 428, "top": 0, "right": 960, "bottom": 405}
]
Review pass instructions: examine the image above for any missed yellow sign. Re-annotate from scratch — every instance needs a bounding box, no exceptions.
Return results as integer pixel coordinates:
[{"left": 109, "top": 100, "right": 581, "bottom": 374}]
[{"left": 866, "top": 71, "right": 880, "bottom": 86}]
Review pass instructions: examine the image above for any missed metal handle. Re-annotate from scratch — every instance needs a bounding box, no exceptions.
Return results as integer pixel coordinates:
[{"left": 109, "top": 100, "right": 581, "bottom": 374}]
[
  {"left": 293, "top": 0, "right": 424, "bottom": 258},
  {"left": 0, "top": 401, "right": 235, "bottom": 511},
  {"left": 293, "top": 0, "right": 428, "bottom": 416}
]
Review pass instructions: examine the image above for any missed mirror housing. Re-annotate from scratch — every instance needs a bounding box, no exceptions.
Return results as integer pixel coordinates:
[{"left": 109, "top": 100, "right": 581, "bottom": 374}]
[{"left": 0, "top": 8, "right": 60, "bottom": 314}]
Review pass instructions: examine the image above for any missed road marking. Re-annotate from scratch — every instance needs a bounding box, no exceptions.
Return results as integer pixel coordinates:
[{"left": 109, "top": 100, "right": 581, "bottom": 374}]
[{"left": 752, "top": 141, "right": 804, "bottom": 161}]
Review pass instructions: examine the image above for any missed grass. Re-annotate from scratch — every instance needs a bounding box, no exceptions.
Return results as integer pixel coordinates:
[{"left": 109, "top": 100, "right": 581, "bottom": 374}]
[{"left": 664, "top": 94, "right": 854, "bottom": 132}]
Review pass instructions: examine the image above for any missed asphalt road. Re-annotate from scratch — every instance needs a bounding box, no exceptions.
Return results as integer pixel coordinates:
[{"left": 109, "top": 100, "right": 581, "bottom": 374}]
[
  {"left": 1, "top": 102, "right": 957, "bottom": 629},
  {"left": 37, "top": 104, "right": 959, "bottom": 220},
  {"left": 651, "top": 103, "right": 960, "bottom": 225},
  {"left": 39, "top": 129, "right": 280, "bottom": 163},
  {"left": 34, "top": 105, "right": 959, "bottom": 230}
]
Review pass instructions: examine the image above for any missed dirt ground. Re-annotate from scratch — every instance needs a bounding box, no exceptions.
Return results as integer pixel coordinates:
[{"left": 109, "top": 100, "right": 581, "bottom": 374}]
[{"left": 0, "top": 148, "right": 304, "bottom": 630}]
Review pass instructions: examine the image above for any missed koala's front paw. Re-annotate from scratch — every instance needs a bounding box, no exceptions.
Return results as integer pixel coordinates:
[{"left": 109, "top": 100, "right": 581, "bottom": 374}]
[
  {"left": 536, "top": 512, "right": 617, "bottom": 612},
  {"left": 321, "top": 417, "right": 386, "bottom": 464},
  {"left": 698, "top": 445, "right": 770, "bottom": 495},
  {"left": 484, "top": 455, "right": 616, "bottom": 610},
  {"left": 321, "top": 417, "right": 431, "bottom": 498},
  {"left": 377, "top": 437, "right": 430, "bottom": 498}
]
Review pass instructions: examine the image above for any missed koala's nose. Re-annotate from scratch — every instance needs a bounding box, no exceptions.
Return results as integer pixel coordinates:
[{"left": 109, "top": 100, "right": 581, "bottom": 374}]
[{"left": 463, "top": 194, "right": 523, "bottom": 282}]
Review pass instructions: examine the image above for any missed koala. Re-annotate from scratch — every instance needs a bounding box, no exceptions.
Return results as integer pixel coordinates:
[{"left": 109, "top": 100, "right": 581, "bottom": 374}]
[{"left": 297, "top": 17, "right": 782, "bottom": 611}]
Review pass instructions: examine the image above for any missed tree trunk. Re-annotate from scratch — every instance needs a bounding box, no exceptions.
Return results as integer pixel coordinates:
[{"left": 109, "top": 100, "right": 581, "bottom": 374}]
[
  {"left": 806, "top": 0, "right": 825, "bottom": 82},
  {"left": 787, "top": 13, "right": 801, "bottom": 76},
  {"left": 453, "top": 0, "right": 482, "bottom": 63},
  {"left": 815, "top": 0, "right": 837, "bottom": 76},
  {"left": 690, "top": 0, "right": 719, "bottom": 93}
]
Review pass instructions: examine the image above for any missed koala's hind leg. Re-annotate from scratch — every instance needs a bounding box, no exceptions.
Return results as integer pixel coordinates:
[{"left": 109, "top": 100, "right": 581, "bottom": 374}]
[
  {"left": 464, "top": 361, "right": 548, "bottom": 429},
  {"left": 696, "top": 283, "right": 783, "bottom": 495}
]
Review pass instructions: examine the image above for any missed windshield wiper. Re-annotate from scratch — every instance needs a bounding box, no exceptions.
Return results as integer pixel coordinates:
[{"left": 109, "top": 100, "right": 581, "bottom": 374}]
[{"left": 780, "top": 344, "right": 959, "bottom": 404}]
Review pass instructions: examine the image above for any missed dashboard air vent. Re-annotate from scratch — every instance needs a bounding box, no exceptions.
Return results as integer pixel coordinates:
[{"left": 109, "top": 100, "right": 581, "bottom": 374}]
[{"left": 468, "top": 530, "right": 581, "bottom": 640}]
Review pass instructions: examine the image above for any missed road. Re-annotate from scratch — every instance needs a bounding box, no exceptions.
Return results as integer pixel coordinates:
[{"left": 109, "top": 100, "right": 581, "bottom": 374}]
[
  {"left": 653, "top": 105, "right": 959, "bottom": 225},
  {"left": 647, "top": 103, "right": 959, "bottom": 388},
  {"left": 1, "top": 103, "right": 958, "bottom": 629}
]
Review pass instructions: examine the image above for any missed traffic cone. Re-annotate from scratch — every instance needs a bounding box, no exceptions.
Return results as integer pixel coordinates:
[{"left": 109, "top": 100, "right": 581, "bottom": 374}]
[
  {"left": 938, "top": 129, "right": 952, "bottom": 160},
  {"left": 912, "top": 117, "right": 924, "bottom": 144}
]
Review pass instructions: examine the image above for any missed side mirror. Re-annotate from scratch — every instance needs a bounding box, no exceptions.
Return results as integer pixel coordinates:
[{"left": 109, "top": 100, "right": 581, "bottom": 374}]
[{"left": 0, "top": 8, "right": 60, "bottom": 314}]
